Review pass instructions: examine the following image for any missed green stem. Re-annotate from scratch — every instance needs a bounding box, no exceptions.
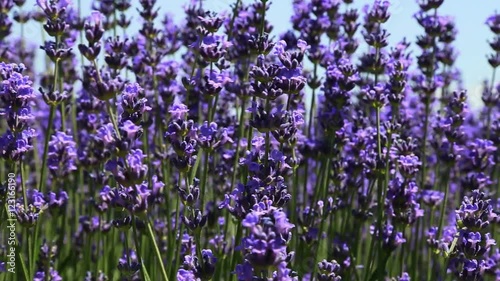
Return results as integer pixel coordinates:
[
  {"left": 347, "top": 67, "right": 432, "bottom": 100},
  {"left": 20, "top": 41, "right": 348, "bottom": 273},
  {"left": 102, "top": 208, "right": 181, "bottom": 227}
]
[
  {"left": 227, "top": 0, "right": 242, "bottom": 40},
  {"left": 426, "top": 208, "right": 435, "bottom": 281},
  {"left": 186, "top": 38, "right": 203, "bottom": 108},
  {"left": 437, "top": 170, "right": 450, "bottom": 238},
  {"left": 420, "top": 8, "right": 438, "bottom": 193},
  {"left": 38, "top": 105, "right": 55, "bottom": 193},
  {"left": 312, "top": 215, "right": 328, "bottom": 278},
  {"left": 440, "top": 256, "right": 450, "bottom": 280},
  {"left": 19, "top": 162, "right": 27, "bottom": 210},
  {"left": 19, "top": 252, "right": 30, "bottom": 281},
  {"left": 230, "top": 97, "right": 246, "bottom": 189},
  {"left": 399, "top": 228, "right": 406, "bottom": 275},
  {"left": 131, "top": 215, "right": 150, "bottom": 281},
  {"left": 264, "top": 98, "right": 271, "bottom": 167},
  {"left": 228, "top": 224, "right": 243, "bottom": 281},
  {"left": 78, "top": 0, "right": 84, "bottom": 70},
  {"left": 375, "top": 107, "right": 382, "bottom": 156},
  {"left": 31, "top": 219, "right": 41, "bottom": 279},
  {"left": 58, "top": 64, "right": 65, "bottom": 132},
  {"left": 200, "top": 150, "right": 209, "bottom": 209},
  {"left": 369, "top": 251, "right": 391, "bottom": 281},
  {"left": 146, "top": 218, "right": 170, "bottom": 281},
  {"left": 92, "top": 59, "right": 103, "bottom": 82},
  {"left": 364, "top": 232, "right": 377, "bottom": 281},
  {"left": 410, "top": 218, "right": 421, "bottom": 279},
  {"left": 123, "top": 230, "right": 131, "bottom": 267},
  {"left": 171, "top": 175, "right": 187, "bottom": 279},
  {"left": 374, "top": 105, "right": 386, "bottom": 281},
  {"left": 193, "top": 228, "right": 204, "bottom": 269},
  {"left": 309, "top": 157, "right": 328, "bottom": 219},
  {"left": 264, "top": 131, "right": 270, "bottom": 166},
  {"left": 420, "top": 101, "right": 431, "bottom": 187},
  {"left": 260, "top": 0, "right": 267, "bottom": 36},
  {"left": 209, "top": 94, "right": 219, "bottom": 122},
  {"left": 24, "top": 231, "right": 35, "bottom": 279},
  {"left": 307, "top": 63, "right": 318, "bottom": 137},
  {"left": 208, "top": 61, "right": 216, "bottom": 122},
  {"left": 19, "top": 161, "right": 33, "bottom": 279},
  {"left": 290, "top": 168, "right": 299, "bottom": 236},
  {"left": 310, "top": 154, "right": 331, "bottom": 277},
  {"left": 95, "top": 215, "right": 101, "bottom": 278},
  {"left": 84, "top": 233, "right": 92, "bottom": 275},
  {"left": 106, "top": 100, "right": 121, "bottom": 141}
]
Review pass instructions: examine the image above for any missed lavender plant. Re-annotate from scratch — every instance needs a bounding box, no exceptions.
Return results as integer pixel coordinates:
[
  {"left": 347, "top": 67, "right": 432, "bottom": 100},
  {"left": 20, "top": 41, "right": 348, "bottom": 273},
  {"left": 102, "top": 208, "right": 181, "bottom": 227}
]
[{"left": 0, "top": 0, "right": 499, "bottom": 280}]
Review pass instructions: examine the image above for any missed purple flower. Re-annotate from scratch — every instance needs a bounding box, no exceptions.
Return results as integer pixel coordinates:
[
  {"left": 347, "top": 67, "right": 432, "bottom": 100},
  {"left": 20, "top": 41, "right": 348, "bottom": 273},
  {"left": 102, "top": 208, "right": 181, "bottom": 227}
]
[
  {"left": 365, "top": 0, "right": 390, "bottom": 23},
  {"left": 96, "top": 123, "right": 116, "bottom": 145},
  {"left": 198, "top": 34, "right": 232, "bottom": 62},
  {"left": 238, "top": 206, "right": 294, "bottom": 274},
  {"left": 486, "top": 13, "right": 500, "bottom": 34},
  {"left": 198, "top": 14, "right": 225, "bottom": 32},
  {"left": 370, "top": 223, "right": 406, "bottom": 251},
  {"left": 177, "top": 248, "right": 217, "bottom": 280},
  {"left": 386, "top": 178, "right": 423, "bottom": 225},
  {"left": 273, "top": 208, "right": 295, "bottom": 234},
  {"left": 317, "top": 259, "right": 342, "bottom": 281},
  {"left": 177, "top": 269, "right": 196, "bottom": 281},
  {"left": 89, "top": 10, "right": 102, "bottom": 26},
  {"left": 169, "top": 103, "right": 189, "bottom": 119},
  {"left": 273, "top": 40, "right": 287, "bottom": 56},
  {"left": 421, "top": 189, "right": 444, "bottom": 207},
  {"left": 0, "top": 62, "right": 36, "bottom": 132},
  {"left": 0, "top": 129, "right": 35, "bottom": 161},
  {"left": 120, "top": 120, "right": 142, "bottom": 140},
  {"left": 462, "top": 139, "right": 497, "bottom": 171},
  {"left": 448, "top": 187, "right": 498, "bottom": 280},
  {"left": 397, "top": 272, "right": 411, "bottom": 281},
  {"left": 297, "top": 39, "right": 309, "bottom": 53},
  {"left": 15, "top": 192, "right": 46, "bottom": 228},
  {"left": 455, "top": 190, "right": 497, "bottom": 231},
  {"left": 362, "top": 83, "right": 388, "bottom": 108},
  {"left": 47, "top": 131, "right": 78, "bottom": 178},
  {"left": 417, "top": 0, "right": 444, "bottom": 11},
  {"left": 100, "top": 179, "right": 153, "bottom": 214},
  {"left": 33, "top": 267, "right": 62, "bottom": 281},
  {"left": 46, "top": 190, "right": 69, "bottom": 213},
  {"left": 105, "top": 149, "right": 148, "bottom": 187},
  {"left": 24, "top": 189, "right": 46, "bottom": 209},
  {"left": 397, "top": 155, "right": 422, "bottom": 177},
  {"left": 78, "top": 216, "right": 110, "bottom": 233},
  {"left": 235, "top": 262, "right": 254, "bottom": 281},
  {"left": 117, "top": 249, "right": 140, "bottom": 275},
  {"left": 120, "top": 83, "right": 151, "bottom": 123},
  {"left": 36, "top": 0, "right": 72, "bottom": 19},
  {"left": 242, "top": 212, "right": 260, "bottom": 228},
  {"left": 198, "top": 121, "right": 233, "bottom": 150}
]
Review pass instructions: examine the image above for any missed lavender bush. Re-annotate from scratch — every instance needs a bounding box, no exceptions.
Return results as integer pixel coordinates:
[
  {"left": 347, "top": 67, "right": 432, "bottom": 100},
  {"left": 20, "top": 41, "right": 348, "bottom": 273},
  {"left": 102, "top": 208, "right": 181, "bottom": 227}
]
[{"left": 0, "top": 0, "right": 499, "bottom": 280}]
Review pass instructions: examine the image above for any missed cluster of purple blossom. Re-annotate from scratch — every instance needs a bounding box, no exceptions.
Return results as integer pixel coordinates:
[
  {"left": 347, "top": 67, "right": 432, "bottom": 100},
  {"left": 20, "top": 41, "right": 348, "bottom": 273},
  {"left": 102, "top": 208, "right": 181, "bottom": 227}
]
[{"left": 0, "top": 0, "right": 499, "bottom": 280}]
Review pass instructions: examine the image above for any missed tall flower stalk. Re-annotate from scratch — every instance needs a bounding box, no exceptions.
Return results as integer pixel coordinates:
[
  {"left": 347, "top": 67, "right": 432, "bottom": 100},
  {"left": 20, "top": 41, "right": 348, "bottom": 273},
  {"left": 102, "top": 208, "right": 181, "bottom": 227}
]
[{"left": 0, "top": 0, "right": 500, "bottom": 281}]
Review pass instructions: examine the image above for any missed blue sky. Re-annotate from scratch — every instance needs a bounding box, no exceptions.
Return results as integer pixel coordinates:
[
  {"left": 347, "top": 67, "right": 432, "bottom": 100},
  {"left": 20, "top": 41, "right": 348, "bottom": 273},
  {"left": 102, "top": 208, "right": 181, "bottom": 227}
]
[{"left": 18, "top": 0, "right": 499, "bottom": 109}]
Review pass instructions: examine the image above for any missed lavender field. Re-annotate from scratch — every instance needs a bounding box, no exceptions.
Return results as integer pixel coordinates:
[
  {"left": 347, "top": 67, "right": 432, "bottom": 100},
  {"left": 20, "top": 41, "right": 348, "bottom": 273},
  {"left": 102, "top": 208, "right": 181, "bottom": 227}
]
[{"left": 0, "top": 0, "right": 500, "bottom": 280}]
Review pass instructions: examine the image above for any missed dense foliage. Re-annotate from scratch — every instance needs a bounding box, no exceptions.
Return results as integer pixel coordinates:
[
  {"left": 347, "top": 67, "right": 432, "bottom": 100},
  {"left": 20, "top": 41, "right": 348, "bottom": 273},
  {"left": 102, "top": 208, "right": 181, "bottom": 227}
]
[{"left": 0, "top": 0, "right": 500, "bottom": 280}]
